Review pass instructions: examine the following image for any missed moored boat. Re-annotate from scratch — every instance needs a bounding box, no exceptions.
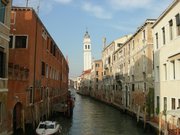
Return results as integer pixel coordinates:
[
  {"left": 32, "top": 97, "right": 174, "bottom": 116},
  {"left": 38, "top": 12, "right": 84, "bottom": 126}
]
[{"left": 36, "top": 121, "right": 62, "bottom": 135}]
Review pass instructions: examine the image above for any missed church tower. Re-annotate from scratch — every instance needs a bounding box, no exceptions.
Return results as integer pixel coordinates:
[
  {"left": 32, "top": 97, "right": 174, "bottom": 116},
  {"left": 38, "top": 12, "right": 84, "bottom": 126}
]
[{"left": 83, "top": 30, "right": 92, "bottom": 71}]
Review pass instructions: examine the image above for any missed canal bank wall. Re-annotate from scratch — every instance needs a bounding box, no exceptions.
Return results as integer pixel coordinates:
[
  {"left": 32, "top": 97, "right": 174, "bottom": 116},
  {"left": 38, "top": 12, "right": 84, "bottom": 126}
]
[{"left": 77, "top": 91, "right": 161, "bottom": 135}]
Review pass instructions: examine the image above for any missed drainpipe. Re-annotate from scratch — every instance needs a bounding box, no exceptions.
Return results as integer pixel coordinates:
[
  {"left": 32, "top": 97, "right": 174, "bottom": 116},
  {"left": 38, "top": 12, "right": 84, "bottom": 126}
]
[{"left": 33, "top": 11, "right": 38, "bottom": 126}]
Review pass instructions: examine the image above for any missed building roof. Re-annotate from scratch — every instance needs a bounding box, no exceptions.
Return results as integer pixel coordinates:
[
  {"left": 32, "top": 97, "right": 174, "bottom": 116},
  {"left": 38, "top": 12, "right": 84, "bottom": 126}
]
[
  {"left": 102, "top": 34, "right": 132, "bottom": 52},
  {"left": 83, "top": 69, "right": 91, "bottom": 74},
  {"left": 93, "top": 59, "right": 102, "bottom": 62},
  {"left": 123, "top": 19, "right": 156, "bottom": 45},
  {"left": 152, "top": 0, "right": 179, "bottom": 28}
]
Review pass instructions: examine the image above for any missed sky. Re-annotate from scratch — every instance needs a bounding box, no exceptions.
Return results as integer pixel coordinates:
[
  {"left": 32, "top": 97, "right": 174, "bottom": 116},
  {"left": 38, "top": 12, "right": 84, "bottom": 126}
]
[{"left": 13, "top": 0, "right": 172, "bottom": 78}]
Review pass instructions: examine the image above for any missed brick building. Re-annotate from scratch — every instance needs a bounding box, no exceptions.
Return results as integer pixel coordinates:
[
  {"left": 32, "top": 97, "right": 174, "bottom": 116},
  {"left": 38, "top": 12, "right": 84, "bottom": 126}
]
[
  {"left": 7, "top": 7, "right": 69, "bottom": 134},
  {"left": 0, "top": 0, "right": 11, "bottom": 134}
]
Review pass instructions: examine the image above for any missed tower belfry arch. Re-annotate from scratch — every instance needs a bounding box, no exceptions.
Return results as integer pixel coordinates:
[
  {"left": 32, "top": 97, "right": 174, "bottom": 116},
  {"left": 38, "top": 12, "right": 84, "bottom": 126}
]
[{"left": 83, "top": 30, "right": 92, "bottom": 71}]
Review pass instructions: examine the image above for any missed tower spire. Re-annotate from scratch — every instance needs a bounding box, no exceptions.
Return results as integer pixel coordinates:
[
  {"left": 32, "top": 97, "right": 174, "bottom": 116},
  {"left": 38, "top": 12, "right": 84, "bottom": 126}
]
[{"left": 83, "top": 30, "right": 92, "bottom": 71}]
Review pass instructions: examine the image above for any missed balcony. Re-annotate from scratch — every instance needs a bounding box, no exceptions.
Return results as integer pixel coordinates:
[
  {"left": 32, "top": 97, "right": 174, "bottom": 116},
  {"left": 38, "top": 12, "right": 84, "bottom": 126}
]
[
  {"left": 0, "top": 78, "right": 8, "bottom": 91},
  {"left": 115, "top": 73, "right": 124, "bottom": 82}
]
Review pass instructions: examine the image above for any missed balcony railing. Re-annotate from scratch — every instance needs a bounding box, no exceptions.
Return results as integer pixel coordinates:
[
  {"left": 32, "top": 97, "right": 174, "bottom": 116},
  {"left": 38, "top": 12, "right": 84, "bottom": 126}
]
[{"left": 0, "top": 78, "right": 8, "bottom": 89}]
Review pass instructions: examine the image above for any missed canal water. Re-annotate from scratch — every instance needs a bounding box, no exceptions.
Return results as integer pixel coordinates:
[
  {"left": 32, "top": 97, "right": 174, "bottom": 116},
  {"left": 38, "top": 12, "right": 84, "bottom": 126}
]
[{"left": 56, "top": 89, "right": 155, "bottom": 135}]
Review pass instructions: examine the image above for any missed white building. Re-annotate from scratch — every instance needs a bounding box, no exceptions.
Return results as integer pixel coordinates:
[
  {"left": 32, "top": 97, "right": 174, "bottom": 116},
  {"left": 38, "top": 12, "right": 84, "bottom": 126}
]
[
  {"left": 83, "top": 31, "right": 92, "bottom": 71},
  {"left": 152, "top": 0, "right": 180, "bottom": 122}
]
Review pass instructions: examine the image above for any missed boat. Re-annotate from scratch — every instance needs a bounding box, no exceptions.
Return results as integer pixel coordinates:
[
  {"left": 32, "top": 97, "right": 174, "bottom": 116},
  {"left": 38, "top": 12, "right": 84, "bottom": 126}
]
[{"left": 36, "top": 121, "right": 62, "bottom": 135}]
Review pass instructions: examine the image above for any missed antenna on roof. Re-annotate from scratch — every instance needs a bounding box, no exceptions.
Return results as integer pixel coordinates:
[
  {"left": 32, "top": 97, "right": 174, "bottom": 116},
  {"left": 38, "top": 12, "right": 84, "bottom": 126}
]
[
  {"left": 37, "top": 0, "right": 41, "bottom": 14},
  {"left": 103, "top": 37, "right": 106, "bottom": 48},
  {"left": 26, "top": 0, "right": 29, "bottom": 7}
]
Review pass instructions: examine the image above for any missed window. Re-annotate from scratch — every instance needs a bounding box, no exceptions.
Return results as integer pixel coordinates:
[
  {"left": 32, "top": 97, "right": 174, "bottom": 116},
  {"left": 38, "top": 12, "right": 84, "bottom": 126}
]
[
  {"left": 117, "top": 43, "right": 122, "bottom": 47},
  {"left": 132, "top": 84, "right": 135, "bottom": 91},
  {"left": 170, "top": 61, "right": 175, "bottom": 80},
  {"left": 46, "top": 64, "right": 48, "bottom": 78},
  {"left": 0, "top": 49, "right": 5, "bottom": 78},
  {"left": 176, "top": 13, "right": 180, "bottom": 36},
  {"left": 96, "top": 78, "right": 98, "bottom": 83},
  {"left": 143, "top": 30, "right": 146, "bottom": 40},
  {"left": 143, "top": 82, "right": 146, "bottom": 92},
  {"left": 9, "top": 36, "right": 13, "bottom": 48},
  {"left": 114, "top": 55, "right": 116, "bottom": 61},
  {"left": 169, "top": 20, "right": 173, "bottom": 40},
  {"left": 15, "top": 36, "right": 27, "bottom": 48},
  {"left": 155, "top": 33, "right": 158, "bottom": 49},
  {"left": 85, "top": 45, "right": 87, "bottom": 49},
  {"left": 157, "top": 96, "right": 160, "bottom": 114},
  {"left": 132, "top": 75, "right": 134, "bottom": 81},
  {"left": 0, "top": 1, "right": 6, "bottom": 23},
  {"left": 164, "top": 97, "right": 167, "bottom": 111},
  {"left": 40, "top": 87, "right": 43, "bottom": 101},
  {"left": 53, "top": 45, "right": 56, "bottom": 56},
  {"left": 0, "top": 102, "right": 2, "bottom": 123},
  {"left": 108, "top": 57, "right": 111, "bottom": 64},
  {"left": 156, "top": 66, "right": 159, "bottom": 81},
  {"left": 96, "top": 71, "right": 98, "bottom": 76},
  {"left": 41, "top": 62, "right": 45, "bottom": 76},
  {"left": 163, "top": 64, "right": 167, "bottom": 80},
  {"left": 47, "top": 37, "right": 49, "bottom": 50},
  {"left": 172, "top": 98, "right": 176, "bottom": 110},
  {"left": 132, "top": 40, "right": 134, "bottom": 50},
  {"left": 29, "top": 87, "right": 33, "bottom": 104},
  {"left": 177, "top": 59, "right": 180, "bottom": 79},
  {"left": 88, "top": 45, "right": 90, "bottom": 49},
  {"left": 95, "top": 64, "right": 99, "bottom": 67},
  {"left": 162, "top": 27, "right": 166, "bottom": 45},
  {"left": 50, "top": 41, "right": 53, "bottom": 53},
  {"left": 178, "top": 99, "right": 180, "bottom": 109}
]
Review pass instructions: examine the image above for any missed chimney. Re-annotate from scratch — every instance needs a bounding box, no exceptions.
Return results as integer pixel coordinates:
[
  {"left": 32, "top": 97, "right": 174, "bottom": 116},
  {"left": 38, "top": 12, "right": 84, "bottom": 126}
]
[{"left": 103, "top": 37, "right": 106, "bottom": 48}]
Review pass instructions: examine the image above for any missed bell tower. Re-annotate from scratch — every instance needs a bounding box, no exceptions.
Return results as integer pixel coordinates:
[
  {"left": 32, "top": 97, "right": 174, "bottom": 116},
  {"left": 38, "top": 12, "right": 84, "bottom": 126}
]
[{"left": 83, "top": 30, "right": 92, "bottom": 71}]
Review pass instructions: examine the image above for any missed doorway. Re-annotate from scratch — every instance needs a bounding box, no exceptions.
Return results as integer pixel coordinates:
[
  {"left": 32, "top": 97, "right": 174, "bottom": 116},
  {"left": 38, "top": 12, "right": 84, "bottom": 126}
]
[{"left": 13, "top": 102, "right": 23, "bottom": 134}]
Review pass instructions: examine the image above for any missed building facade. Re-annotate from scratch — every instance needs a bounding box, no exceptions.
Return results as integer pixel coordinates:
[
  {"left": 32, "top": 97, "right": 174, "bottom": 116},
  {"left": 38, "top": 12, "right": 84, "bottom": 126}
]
[
  {"left": 90, "top": 60, "right": 103, "bottom": 98},
  {"left": 120, "top": 19, "right": 155, "bottom": 118},
  {"left": 83, "top": 31, "right": 92, "bottom": 71},
  {"left": 0, "top": 0, "right": 11, "bottom": 134},
  {"left": 79, "top": 69, "right": 91, "bottom": 95},
  {"left": 7, "top": 7, "right": 69, "bottom": 134},
  {"left": 102, "top": 35, "right": 131, "bottom": 103},
  {"left": 153, "top": 0, "right": 180, "bottom": 128}
]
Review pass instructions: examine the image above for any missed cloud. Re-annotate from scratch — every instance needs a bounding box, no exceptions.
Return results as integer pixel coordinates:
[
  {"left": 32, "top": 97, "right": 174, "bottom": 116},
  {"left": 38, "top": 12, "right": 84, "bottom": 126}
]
[
  {"left": 109, "top": 0, "right": 151, "bottom": 10},
  {"left": 82, "top": 2, "right": 112, "bottom": 20},
  {"left": 53, "top": 0, "right": 72, "bottom": 4}
]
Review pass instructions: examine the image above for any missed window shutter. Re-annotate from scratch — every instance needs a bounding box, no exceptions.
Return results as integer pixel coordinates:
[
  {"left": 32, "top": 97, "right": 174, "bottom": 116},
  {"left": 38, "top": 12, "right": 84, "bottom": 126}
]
[
  {"left": 2, "top": 52, "right": 6, "bottom": 78},
  {"left": 176, "top": 14, "right": 180, "bottom": 26}
]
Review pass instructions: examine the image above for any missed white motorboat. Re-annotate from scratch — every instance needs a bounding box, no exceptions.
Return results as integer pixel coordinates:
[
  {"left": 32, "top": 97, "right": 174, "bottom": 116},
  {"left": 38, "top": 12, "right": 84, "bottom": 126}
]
[{"left": 36, "top": 121, "right": 62, "bottom": 135}]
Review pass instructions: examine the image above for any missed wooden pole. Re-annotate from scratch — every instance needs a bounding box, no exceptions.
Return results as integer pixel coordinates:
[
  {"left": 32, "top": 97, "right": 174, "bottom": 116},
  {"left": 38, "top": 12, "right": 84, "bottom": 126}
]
[{"left": 159, "top": 112, "right": 162, "bottom": 135}]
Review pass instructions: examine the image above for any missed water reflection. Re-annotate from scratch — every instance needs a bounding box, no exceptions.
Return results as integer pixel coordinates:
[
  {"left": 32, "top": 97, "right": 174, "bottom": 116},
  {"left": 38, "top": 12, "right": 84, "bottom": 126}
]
[{"left": 57, "top": 89, "right": 154, "bottom": 135}]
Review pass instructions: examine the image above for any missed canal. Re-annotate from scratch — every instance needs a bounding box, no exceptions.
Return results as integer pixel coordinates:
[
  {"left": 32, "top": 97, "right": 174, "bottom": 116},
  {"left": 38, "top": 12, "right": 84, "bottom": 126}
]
[{"left": 56, "top": 89, "right": 155, "bottom": 135}]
